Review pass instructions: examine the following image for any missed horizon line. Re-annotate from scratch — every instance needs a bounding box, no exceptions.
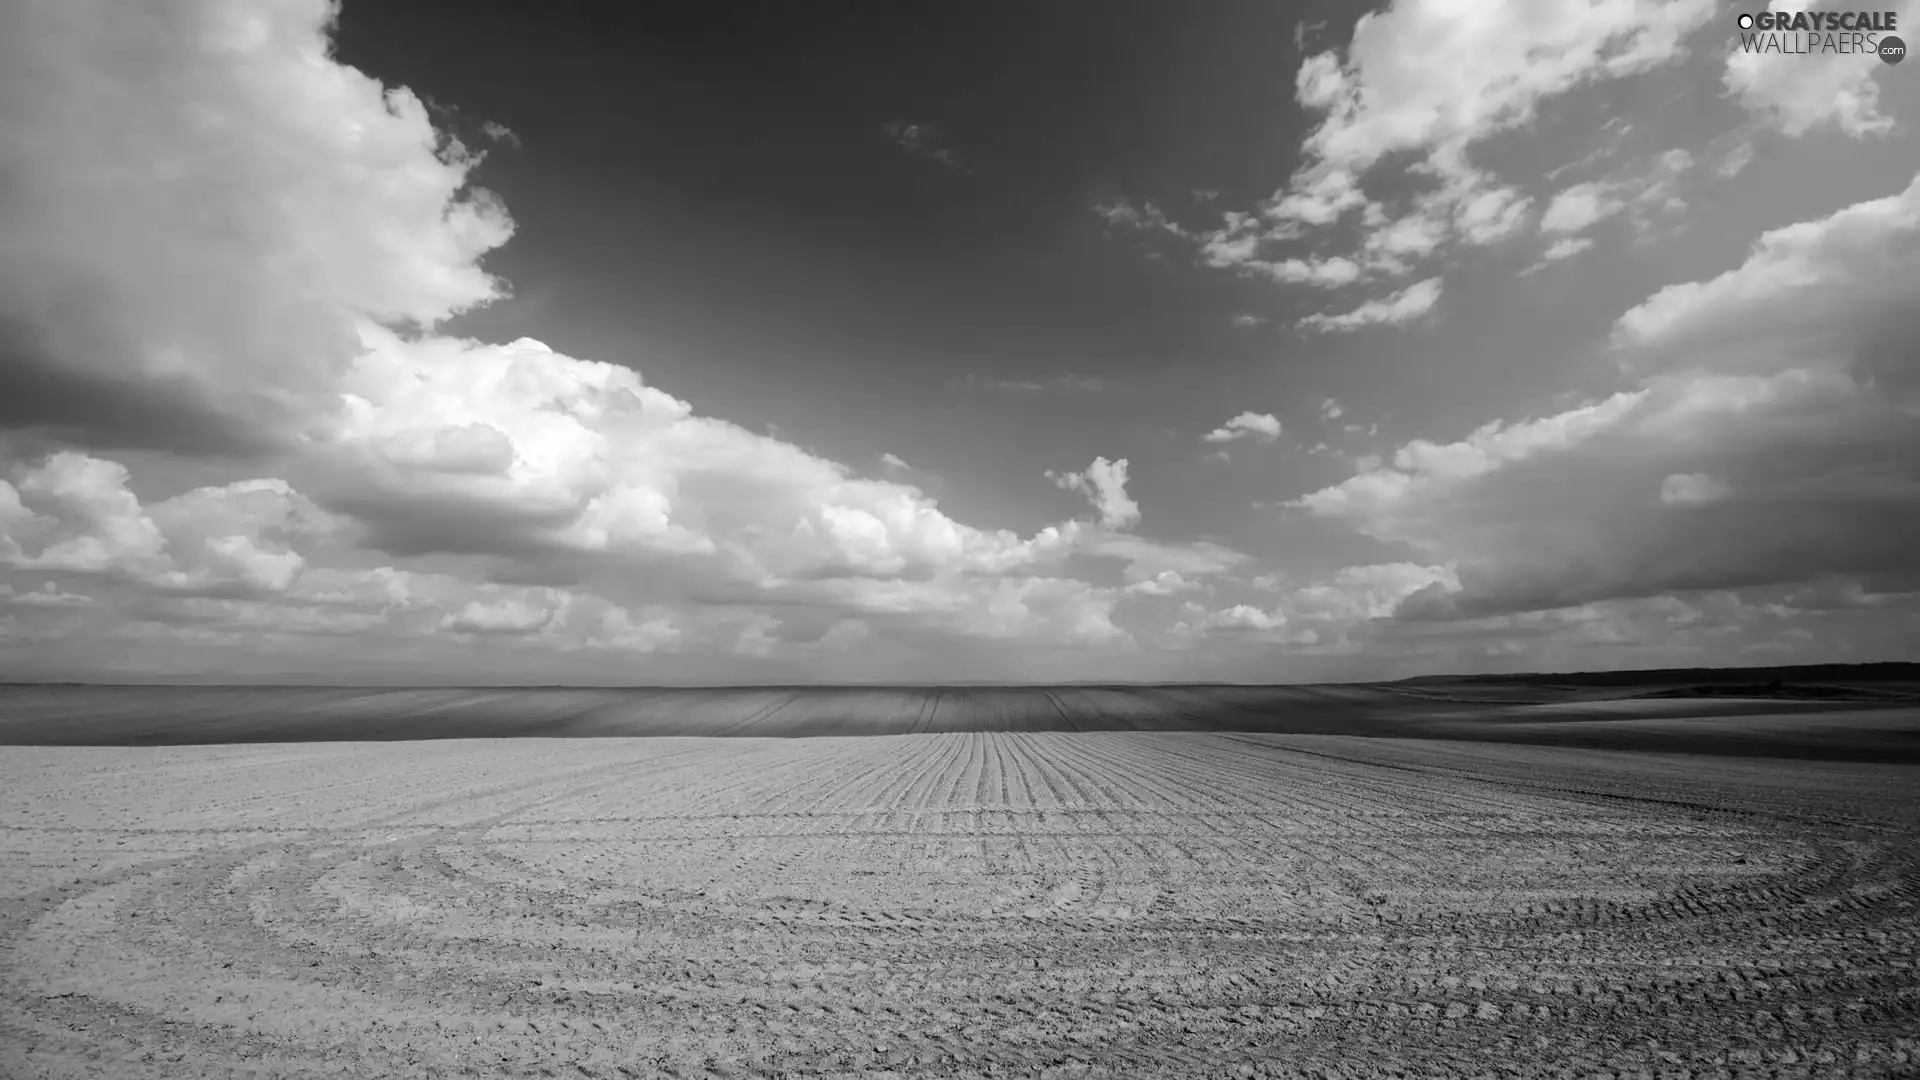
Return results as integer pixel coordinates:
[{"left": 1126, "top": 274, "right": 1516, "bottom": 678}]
[{"left": 3, "top": 659, "right": 1914, "bottom": 691}]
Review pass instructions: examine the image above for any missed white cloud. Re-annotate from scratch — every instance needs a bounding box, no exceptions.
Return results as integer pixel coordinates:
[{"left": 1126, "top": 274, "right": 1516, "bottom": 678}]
[
  {"left": 1297, "top": 172, "right": 1920, "bottom": 619},
  {"left": 442, "top": 594, "right": 562, "bottom": 636},
  {"left": 1287, "top": 0, "right": 1714, "bottom": 195},
  {"left": 1173, "top": 603, "right": 1289, "bottom": 634},
  {"left": 0, "top": 0, "right": 513, "bottom": 453},
  {"left": 0, "top": 0, "right": 1254, "bottom": 679},
  {"left": 1613, "top": 169, "right": 1920, "bottom": 376},
  {"left": 1318, "top": 398, "right": 1346, "bottom": 422},
  {"left": 1047, "top": 457, "right": 1140, "bottom": 530},
  {"left": 1536, "top": 149, "right": 1695, "bottom": 257},
  {"left": 0, "top": 581, "right": 93, "bottom": 608},
  {"left": 1238, "top": 256, "right": 1365, "bottom": 287},
  {"left": 1298, "top": 277, "right": 1442, "bottom": 333},
  {"left": 1541, "top": 182, "right": 1623, "bottom": 234},
  {"left": 1659, "top": 472, "right": 1731, "bottom": 505},
  {"left": 1169, "top": 562, "right": 1460, "bottom": 652},
  {"left": 1171, "top": 1, "right": 1713, "bottom": 308},
  {"left": 1201, "top": 412, "right": 1283, "bottom": 444},
  {"left": 1723, "top": 0, "right": 1918, "bottom": 137},
  {"left": 1291, "top": 388, "right": 1646, "bottom": 539},
  {"left": 1455, "top": 184, "right": 1535, "bottom": 245},
  {"left": 1123, "top": 570, "right": 1197, "bottom": 597},
  {"left": 1541, "top": 236, "right": 1598, "bottom": 263},
  {"left": 1093, "top": 196, "right": 1190, "bottom": 238},
  {"left": 2, "top": 454, "right": 333, "bottom": 596},
  {"left": 1276, "top": 0, "right": 1709, "bottom": 244}
]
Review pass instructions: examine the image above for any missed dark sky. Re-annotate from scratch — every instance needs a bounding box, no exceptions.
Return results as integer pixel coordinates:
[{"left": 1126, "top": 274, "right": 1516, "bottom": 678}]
[{"left": 330, "top": 1, "right": 1339, "bottom": 532}]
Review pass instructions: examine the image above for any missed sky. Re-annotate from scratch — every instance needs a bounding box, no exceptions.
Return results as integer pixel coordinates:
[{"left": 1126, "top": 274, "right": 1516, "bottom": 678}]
[{"left": 1, "top": 0, "right": 1917, "bottom": 684}]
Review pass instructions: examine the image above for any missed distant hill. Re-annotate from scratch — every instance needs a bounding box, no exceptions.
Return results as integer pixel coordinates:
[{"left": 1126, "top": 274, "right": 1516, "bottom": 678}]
[{"left": 1396, "top": 662, "right": 1920, "bottom": 688}]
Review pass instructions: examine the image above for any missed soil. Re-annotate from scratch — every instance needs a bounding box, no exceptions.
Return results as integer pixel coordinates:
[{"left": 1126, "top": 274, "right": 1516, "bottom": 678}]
[{"left": 3, "top": 729, "right": 1916, "bottom": 1078}]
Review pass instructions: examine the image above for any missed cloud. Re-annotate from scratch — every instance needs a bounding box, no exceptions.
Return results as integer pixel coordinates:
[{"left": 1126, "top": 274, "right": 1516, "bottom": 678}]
[
  {"left": 1520, "top": 236, "right": 1597, "bottom": 270},
  {"left": 0, "top": 581, "right": 93, "bottom": 609},
  {"left": 1202, "top": 412, "right": 1283, "bottom": 445},
  {"left": 1047, "top": 457, "right": 1140, "bottom": 531},
  {"left": 1295, "top": 172, "right": 1920, "bottom": 620},
  {"left": 2, "top": 453, "right": 333, "bottom": 596},
  {"left": 1723, "top": 0, "right": 1918, "bottom": 137},
  {"left": 1138, "top": 1, "right": 1715, "bottom": 322},
  {"left": 0, "top": 0, "right": 1259, "bottom": 680},
  {"left": 880, "top": 452, "right": 910, "bottom": 472},
  {"left": 1612, "top": 170, "right": 1920, "bottom": 378},
  {"left": 1123, "top": 570, "right": 1197, "bottom": 597},
  {"left": 1225, "top": 254, "right": 1366, "bottom": 288},
  {"left": 1318, "top": 398, "right": 1346, "bottom": 422},
  {"left": 1284, "top": 0, "right": 1713, "bottom": 196},
  {"left": 1533, "top": 149, "right": 1695, "bottom": 268},
  {"left": 1659, "top": 472, "right": 1731, "bottom": 506},
  {"left": 1541, "top": 182, "right": 1623, "bottom": 234},
  {"left": 1171, "top": 561, "right": 1459, "bottom": 651},
  {"left": 1093, "top": 196, "right": 1190, "bottom": 238},
  {"left": 480, "top": 120, "right": 521, "bottom": 149},
  {"left": 1231, "top": 314, "right": 1270, "bottom": 327},
  {"left": 882, "top": 120, "right": 966, "bottom": 170},
  {"left": 1298, "top": 277, "right": 1442, "bottom": 333},
  {"left": 953, "top": 374, "right": 1109, "bottom": 396},
  {"left": 1264, "top": 0, "right": 1706, "bottom": 250},
  {"left": 1176, "top": 603, "right": 1290, "bottom": 633},
  {"left": 0, "top": 0, "right": 513, "bottom": 454}
]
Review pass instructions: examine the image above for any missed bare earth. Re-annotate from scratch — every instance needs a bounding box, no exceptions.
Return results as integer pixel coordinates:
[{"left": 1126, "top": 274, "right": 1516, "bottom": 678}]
[{"left": 3, "top": 725, "right": 1917, "bottom": 1078}]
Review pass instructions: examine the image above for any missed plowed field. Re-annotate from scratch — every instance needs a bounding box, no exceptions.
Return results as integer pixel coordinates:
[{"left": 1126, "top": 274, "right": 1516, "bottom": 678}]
[{"left": 3, "top": 728, "right": 1917, "bottom": 1078}]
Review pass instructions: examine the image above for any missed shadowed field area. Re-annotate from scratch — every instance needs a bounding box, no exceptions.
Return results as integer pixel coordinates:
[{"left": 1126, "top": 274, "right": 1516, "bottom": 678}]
[{"left": 3, "top": 665, "right": 1918, "bottom": 760}]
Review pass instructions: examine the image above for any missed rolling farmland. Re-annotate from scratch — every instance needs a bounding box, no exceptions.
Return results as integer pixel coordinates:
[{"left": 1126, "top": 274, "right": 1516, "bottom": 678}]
[{"left": 2, "top": 682, "right": 1919, "bottom": 1077}]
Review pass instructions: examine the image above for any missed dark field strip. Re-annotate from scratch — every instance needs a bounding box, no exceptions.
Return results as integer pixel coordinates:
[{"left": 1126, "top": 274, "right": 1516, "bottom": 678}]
[{"left": 1, "top": 683, "right": 1918, "bottom": 760}]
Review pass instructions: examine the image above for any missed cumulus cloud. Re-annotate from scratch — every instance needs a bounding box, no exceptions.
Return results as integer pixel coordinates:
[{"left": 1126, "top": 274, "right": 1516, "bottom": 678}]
[
  {"left": 1198, "top": 1, "right": 1708, "bottom": 281},
  {"left": 0, "top": 0, "right": 1262, "bottom": 680},
  {"left": 1171, "top": 562, "right": 1460, "bottom": 653},
  {"left": 1, "top": 454, "right": 335, "bottom": 596},
  {"left": 1123, "top": 570, "right": 1197, "bottom": 597},
  {"left": 1298, "top": 277, "right": 1442, "bottom": 333},
  {"left": 1612, "top": 170, "right": 1920, "bottom": 379},
  {"left": 1127, "top": 1, "right": 1718, "bottom": 330},
  {"left": 1296, "top": 171, "right": 1920, "bottom": 621},
  {"left": 0, "top": 0, "right": 513, "bottom": 454},
  {"left": 1202, "top": 412, "right": 1283, "bottom": 444},
  {"left": 1283, "top": 0, "right": 1712, "bottom": 202},
  {"left": 1047, "top": 457, "right": 1141, "bottom": 531}
]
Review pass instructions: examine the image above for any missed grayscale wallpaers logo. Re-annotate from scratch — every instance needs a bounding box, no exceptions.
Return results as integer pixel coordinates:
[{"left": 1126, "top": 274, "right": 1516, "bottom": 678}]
[{"left": 1734, "top": 9, "right": 1903, "bottom": 62}]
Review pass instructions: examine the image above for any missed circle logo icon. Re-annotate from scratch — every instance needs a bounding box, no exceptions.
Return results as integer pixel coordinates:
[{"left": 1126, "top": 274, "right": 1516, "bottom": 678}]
[
  {"left": 1882, "top": 35, "right": 1907, "bottom": 64},
  {"left": 1737, "top": 12, "right": 1755, "bottom": 30}
]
